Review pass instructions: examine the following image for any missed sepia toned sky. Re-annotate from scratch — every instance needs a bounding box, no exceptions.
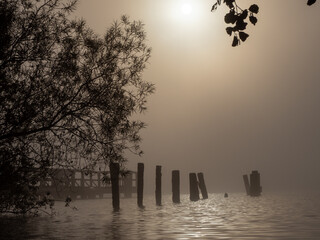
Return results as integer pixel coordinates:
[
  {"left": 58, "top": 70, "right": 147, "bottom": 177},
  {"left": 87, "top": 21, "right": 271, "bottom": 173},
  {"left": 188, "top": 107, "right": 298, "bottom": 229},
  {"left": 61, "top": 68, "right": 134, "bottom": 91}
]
[{"left": 75, "top": 0, "right": 320, "bottom": 194}]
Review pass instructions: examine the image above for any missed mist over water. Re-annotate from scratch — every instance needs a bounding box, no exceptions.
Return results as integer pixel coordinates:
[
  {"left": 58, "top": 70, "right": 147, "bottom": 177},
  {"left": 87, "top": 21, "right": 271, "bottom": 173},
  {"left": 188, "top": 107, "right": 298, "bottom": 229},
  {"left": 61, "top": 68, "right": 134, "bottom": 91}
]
[
  {"left": 1, "top": 1, "right": 320, "bottom": 239},
  {"left": 1, "top": 193, "right": 320, "bottom": 239}
]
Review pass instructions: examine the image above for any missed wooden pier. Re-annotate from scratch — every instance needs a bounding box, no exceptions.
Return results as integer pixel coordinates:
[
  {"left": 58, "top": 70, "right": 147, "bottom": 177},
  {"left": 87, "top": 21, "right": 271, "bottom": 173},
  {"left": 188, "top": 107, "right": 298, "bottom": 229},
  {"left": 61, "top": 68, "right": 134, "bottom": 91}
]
[{"left": 37, "top": 168, "right": 136, "bottom": 200}]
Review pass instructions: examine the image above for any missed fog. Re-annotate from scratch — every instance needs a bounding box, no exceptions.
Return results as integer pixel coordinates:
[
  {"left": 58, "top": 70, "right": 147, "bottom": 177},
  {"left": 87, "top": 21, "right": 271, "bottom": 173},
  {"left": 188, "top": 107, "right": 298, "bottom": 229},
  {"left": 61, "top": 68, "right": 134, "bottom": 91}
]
[{"left": 75, "top": 0, "right": 320, "bottom": 194}]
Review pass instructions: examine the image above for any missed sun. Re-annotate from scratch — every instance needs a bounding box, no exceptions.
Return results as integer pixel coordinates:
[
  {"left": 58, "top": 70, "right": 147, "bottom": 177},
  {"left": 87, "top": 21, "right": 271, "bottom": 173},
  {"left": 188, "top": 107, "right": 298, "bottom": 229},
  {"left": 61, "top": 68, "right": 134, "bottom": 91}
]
[
  {"left": 167, "top": 0, "right": 204, "bottom": 27},
  {"left": 181, "top": 3, "right": 192, "bottom": 15}
]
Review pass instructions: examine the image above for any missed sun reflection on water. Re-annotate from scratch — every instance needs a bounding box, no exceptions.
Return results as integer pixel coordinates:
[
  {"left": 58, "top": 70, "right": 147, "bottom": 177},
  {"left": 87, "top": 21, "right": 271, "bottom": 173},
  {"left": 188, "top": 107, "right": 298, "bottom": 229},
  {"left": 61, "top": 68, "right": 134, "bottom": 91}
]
[{"left": 0, "top": 193, "right": 320, "bottom": 239}]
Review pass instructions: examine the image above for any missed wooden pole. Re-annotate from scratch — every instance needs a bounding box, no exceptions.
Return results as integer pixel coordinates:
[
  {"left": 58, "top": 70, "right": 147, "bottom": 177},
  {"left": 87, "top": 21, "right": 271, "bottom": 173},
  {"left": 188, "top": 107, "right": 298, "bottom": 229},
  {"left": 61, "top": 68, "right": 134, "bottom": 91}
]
[
  {"left": 123, "top": 172, "right": 133, "bottom": 198},
  {"left": 172, "top": 170, "right": 180, "bottom": 203},
  {"left": 197, "top": 172, "right": 208, "bottom": 199},
  {"left": 189, "top": 173, "right": 200, "bottom": 201},
  {"left": 243, "top": 174, "right": 250, "bottom": 195},
  {"left": 155, "top": 165, "right": 162, "bottom": 206},
  {"left": 250, "top": 170, "right": 262, "bottom": 196},
  {"left": 110, "top": 162, "right": 120, "bottom": 211},
  {"left": 137, "top": 163, "right": 144, "bottom": 208}
]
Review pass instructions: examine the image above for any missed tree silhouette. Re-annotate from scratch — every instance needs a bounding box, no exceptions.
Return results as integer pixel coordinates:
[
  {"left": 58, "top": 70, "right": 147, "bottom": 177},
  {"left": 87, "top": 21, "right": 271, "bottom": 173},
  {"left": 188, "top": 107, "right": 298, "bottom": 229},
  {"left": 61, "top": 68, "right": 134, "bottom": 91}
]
[
  {"left": 212, "top": 0, "right": 317, "bottom": 47},
  {"left": 0, "top": 0, "right": 154, "bottom": 214}
]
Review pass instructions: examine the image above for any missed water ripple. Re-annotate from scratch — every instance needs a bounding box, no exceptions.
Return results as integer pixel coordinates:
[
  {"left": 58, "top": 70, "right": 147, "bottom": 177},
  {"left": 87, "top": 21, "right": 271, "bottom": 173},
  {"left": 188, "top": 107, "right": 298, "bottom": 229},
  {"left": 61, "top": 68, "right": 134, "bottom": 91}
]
[{"left": 1, "top": 193, "right": 320, "bottom": 239}]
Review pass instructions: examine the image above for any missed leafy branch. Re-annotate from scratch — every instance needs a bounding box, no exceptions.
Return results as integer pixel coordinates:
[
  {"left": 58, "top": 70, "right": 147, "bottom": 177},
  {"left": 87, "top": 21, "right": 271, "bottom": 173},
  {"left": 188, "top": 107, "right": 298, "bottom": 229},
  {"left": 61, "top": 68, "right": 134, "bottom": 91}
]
[
  {"left": 211, "top": 0, "right": 259, "bottom": 47},
  {"left": 211, "top": 0, "right": 317, "bottom": 47},
  {"left": 307, "top": 0, "right": 317, "bottom": 6}
]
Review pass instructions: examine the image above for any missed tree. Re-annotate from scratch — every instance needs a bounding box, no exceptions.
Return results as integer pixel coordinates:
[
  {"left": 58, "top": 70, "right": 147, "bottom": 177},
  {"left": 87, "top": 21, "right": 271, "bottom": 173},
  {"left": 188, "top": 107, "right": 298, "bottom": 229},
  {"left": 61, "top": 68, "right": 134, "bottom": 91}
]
[
  {"left": 0, "top": 0, "right": 154, "bottom": 214},
  {"left": 211, "top": 0, "right": 317, "bottom": 47}
]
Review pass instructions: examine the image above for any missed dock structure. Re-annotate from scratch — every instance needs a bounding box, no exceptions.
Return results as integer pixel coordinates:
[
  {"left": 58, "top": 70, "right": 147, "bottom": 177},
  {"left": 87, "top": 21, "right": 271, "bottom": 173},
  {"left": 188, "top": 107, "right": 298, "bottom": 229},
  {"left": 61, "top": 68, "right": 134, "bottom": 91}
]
[{"left": 37, "top": 168, "right": 136, "bottom": 200}]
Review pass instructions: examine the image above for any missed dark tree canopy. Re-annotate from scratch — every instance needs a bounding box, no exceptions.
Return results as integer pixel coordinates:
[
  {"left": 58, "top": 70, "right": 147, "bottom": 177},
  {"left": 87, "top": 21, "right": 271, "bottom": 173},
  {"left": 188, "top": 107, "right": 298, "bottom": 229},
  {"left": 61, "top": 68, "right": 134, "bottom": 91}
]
[
  {"left": 212, "top": 0, "right": 317, "bottom": 47},
  {"left": 0, "top": 0, "right": 154, "bottom": 214}
]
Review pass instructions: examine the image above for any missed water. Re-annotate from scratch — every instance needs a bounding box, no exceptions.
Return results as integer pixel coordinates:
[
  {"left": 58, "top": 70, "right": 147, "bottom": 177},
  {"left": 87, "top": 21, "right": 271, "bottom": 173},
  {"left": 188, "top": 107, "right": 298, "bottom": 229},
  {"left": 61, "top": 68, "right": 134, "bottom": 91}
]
[{"left": 1, "top": 193, "right": 320, "bottom": 239}]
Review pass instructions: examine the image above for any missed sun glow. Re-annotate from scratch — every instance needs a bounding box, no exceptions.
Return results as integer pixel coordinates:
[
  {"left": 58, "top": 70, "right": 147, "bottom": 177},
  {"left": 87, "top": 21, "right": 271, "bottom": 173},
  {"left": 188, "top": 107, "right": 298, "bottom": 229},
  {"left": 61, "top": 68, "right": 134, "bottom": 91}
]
[
  {"left": 167, "top": 0, "right": 200, "bottom": 24},
  {"left": 163, "top": 0, "right": 217, "bottom": 33},
  {"left": 181, "top": 3, "right": 192, "bottom": 15}
]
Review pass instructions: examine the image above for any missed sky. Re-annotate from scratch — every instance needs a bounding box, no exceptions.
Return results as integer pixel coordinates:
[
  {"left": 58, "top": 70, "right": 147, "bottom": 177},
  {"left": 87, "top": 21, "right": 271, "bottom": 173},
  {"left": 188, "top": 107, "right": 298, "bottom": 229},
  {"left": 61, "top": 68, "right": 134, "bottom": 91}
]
[{"left": 74, "top": 0, "right": 320, "bottom": 194}]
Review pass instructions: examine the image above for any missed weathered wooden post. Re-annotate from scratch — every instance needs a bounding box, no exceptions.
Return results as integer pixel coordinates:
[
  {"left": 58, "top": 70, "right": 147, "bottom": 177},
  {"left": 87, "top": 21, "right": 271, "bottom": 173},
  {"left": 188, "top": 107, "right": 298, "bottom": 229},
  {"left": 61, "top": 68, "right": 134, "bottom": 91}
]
[
  {"left": 155, "top": 165, "right": 162, "bottom": 206},
  {"left": 110, "top": 162, "right": 120, "bottom": 211},
  {"left": 123, "top": 172, "right": 133, "bottom": 198},
  {"left": 197, "top": 172, "right": 208, "bottom": 199},
  {"left": 137, "top": 163, "right": 144, "bottom": 208},
  {"left": 189, "top": 173, "right": 200, "bottom": 201},
  {"left": 172, "top": 170, "right": 180, "bottom": 203},
  {"left": 250, "top": 170, "right": 262, "bottom": 196},
  {"left": 243, "top": 174, "right": 250, "bottom": 195}
]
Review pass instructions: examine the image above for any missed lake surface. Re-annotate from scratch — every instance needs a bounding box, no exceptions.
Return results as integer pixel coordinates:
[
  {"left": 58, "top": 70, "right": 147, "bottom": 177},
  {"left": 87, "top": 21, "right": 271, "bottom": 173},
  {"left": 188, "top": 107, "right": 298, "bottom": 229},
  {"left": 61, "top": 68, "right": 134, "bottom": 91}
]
[{"left": 1, "top": 193, "right": 320, "bottom": 239}]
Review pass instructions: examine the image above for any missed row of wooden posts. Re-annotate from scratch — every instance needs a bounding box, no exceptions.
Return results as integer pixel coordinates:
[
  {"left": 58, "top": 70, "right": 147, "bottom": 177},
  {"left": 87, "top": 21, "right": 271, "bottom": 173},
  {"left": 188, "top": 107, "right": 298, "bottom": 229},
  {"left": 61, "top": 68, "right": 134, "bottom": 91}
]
[{"left": 110, "top": 162, "right": 208, "bottom": 211}]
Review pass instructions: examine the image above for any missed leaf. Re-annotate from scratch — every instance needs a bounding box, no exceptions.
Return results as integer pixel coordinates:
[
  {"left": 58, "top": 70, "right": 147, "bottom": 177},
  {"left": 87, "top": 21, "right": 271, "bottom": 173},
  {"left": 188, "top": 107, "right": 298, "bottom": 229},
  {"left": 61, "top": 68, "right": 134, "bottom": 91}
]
[
  {"left": 239, "top": 32, "right": 249, "bottom": 42},
  {"left": 235, "top": 19, "right": 247, "bottom": 31},
  {"left": 249, "top": 4, "right": 259, "bottom": 14},
  {"left": 232, "top": 36, "right": 239, "bottom": 47},
  {"left": 224, "top": 0, "right": 235, "bottom": 9},
  {"left": 211, "top": 3, "right": 218, "bottom": 12},
  {"left": 226, "top": 27, "right": 233, "bottom": 36},
  {"left": 307, "top": 0, "right": 317, "bottom": 5},
  {"left": 224, "top": 10, "right": 237, "bottom": 24},
  {"left": 240, "top": 10, "right": 248, "bottom": 20},
  {"left": 249, "top": 16, "right": 258, "bottom": 25}
]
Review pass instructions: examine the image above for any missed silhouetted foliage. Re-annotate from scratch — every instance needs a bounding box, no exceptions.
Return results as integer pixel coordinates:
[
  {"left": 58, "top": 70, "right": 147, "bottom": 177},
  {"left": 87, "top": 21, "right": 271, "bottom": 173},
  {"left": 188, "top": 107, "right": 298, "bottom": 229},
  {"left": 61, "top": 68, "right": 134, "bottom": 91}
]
[
  {"left": 307, "top": 0, "right": 317, "bottom": 6},
  {"left": 212, "top": 0, "right": 317, "bottom": 47},
  {"left": 211, "top": 0, "right": 259, "bottom": 47},
  {"left": 0, "top": 0, "right": 154, "bottom": 214}
]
